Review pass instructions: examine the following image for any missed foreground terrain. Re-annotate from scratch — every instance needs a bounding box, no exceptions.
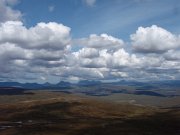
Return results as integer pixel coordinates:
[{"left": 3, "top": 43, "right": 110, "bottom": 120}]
[{"left": 0, "top": 91, "right": 179, "bottom": 135}]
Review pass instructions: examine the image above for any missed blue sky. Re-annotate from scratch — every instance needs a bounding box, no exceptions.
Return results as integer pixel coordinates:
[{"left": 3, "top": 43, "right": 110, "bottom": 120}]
[
  {"left": 0, "top": 0, "right": 180, "bottom": 83},
  {"left": 16, "top": 0, "right": 180, "bottom": 39}
]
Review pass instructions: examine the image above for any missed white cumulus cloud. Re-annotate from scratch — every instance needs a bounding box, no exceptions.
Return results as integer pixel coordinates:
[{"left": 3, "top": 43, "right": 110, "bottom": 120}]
[
  {"left": 131, "top": 25, "right": 180, "bottom": 53},
  {"left": 0, "top": 0, "right": 22, "bottom": 22},
  {"left": 0, "top": 21, "right": 71, "bottom": 50},
  {"left": 75, "top": 34, "right": 124, "bottom": 50}
]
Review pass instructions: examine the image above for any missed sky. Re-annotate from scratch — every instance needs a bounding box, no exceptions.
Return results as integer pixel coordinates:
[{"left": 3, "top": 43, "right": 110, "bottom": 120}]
[{"left": 0, "top": 0, "right": 180, "bottom": 83}]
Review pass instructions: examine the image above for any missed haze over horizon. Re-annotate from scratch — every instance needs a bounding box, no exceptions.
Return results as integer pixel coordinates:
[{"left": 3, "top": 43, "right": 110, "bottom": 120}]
[{"left": 0, "top": 0, "right": 180, "bottom": 83}]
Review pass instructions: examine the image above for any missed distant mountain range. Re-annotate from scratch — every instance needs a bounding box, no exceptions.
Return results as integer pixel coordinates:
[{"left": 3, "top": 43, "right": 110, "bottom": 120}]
[
  {"left": 0, "top": 81, "right": 70, "bottom": 89},
  {"left": 0, "top": 80, "right": 179, "bottom": 90}
]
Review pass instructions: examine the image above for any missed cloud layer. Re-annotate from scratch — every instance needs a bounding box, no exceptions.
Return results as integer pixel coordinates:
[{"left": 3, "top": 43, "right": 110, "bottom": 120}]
[{"left": 0, "top": 21, "right": 179, "bottom": 82}]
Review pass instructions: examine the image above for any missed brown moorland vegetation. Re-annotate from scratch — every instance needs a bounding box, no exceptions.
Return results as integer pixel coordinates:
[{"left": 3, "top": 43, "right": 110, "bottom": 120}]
[{"left": 0, "top": 91, "right": 179, "bottom": 135}]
